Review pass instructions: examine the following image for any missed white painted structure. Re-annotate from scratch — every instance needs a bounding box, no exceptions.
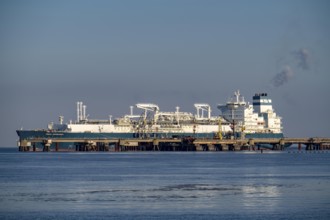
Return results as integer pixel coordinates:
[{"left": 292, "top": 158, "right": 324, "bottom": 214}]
[
  {"left": 51, "top": 90, "right": 282, "bottom": 136},
  {"left": 52, "top": 102, "right": 232, "bottom": 135},
  {"left": 217, "top": 91, "right": 282, "bottom": 134}
]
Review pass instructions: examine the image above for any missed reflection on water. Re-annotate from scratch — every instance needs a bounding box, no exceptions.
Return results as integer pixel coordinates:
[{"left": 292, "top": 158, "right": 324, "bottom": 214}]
[
  {"left": 242, "top": 185, "right": 280, "bottom": 198},
  {"left": 242, "top": 184, "right": 281, "bottom": 211},
  {"left": 0, "top": 149, "right": 330, "bottom": 219}
]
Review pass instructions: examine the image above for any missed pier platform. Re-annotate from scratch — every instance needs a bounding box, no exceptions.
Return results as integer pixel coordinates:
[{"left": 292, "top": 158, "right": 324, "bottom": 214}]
[{"left": 18, "top": 137, "right": 330, "bottom": 152}]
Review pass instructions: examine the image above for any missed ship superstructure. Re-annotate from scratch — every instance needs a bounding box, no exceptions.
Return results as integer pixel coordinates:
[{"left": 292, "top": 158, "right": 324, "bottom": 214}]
[{"left": 217, "top": 90, "right": 282, "bottom": 138}]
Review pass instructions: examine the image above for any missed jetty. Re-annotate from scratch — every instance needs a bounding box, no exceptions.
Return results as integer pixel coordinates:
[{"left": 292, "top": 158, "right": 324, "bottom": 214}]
[{"left": 18, "top": 137, "right": 330, "bottom": 152}]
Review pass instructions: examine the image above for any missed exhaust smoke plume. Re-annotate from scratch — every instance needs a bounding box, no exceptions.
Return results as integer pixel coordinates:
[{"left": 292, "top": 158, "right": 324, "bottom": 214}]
[
  {"left": 271, "top": 65, "right": 294, "bottom": 87},
  {"left": 271, "top": 48, "right": 311, "bottom": 87},
  {"left": 293, "top": 48, "right": 309, "bottom": 70}
]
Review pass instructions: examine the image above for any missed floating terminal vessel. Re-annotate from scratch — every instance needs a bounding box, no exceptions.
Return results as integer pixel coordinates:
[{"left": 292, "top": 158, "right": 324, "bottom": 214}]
[{"left": 16, "top": 91, "right": 284, "bottom": 147}]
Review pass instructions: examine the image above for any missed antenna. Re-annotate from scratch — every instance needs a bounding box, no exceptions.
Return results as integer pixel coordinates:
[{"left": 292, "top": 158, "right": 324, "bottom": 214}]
[
  {"left": 79, "top": 102, "right": 83, "bottom": 121},
  {"left": 76, "top": 102, "right": 80, "bottom": 122},
  {"left": 234, "top": 90, "right": 240, "bottom": 103},
  {"left": 83, "top": 105, "right": 86, "bottom": 120},
  {"left": 176, "top": 106, "right": 180, "bottom": 125},
  {"left": 59, "top": 116, "right": 64, "bottom": 125}
]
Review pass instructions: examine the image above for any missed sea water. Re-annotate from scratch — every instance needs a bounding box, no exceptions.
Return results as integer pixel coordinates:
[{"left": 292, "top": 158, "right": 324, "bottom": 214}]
[{"left": 0, "top": 148, "right": 329, "bottom": 219}]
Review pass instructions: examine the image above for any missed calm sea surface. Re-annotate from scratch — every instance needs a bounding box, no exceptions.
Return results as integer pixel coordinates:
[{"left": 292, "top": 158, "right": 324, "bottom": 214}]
[{"left": 0, "top": 148, "right": 329, "bottom": 219}]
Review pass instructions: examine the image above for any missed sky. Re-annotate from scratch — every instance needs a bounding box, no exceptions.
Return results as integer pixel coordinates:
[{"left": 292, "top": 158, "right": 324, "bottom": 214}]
[{"left": 0, "top": 0, "right": 329, "bottom": 146}]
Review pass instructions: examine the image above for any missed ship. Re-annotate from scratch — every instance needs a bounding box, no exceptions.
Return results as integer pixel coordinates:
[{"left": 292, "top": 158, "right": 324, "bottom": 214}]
[{"left": 16, "top": 91, "right": 285, "bottom": 147}]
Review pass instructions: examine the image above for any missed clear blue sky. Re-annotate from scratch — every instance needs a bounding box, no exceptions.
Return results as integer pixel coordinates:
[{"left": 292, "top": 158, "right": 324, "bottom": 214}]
[{"left": 1, "top": 0, "right": 329, "bottom": 146}]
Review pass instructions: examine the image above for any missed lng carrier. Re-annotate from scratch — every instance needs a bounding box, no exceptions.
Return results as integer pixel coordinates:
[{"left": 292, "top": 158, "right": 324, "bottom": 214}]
[{"left": 17, "top": 91, "right": 284, "bottom": 143}]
